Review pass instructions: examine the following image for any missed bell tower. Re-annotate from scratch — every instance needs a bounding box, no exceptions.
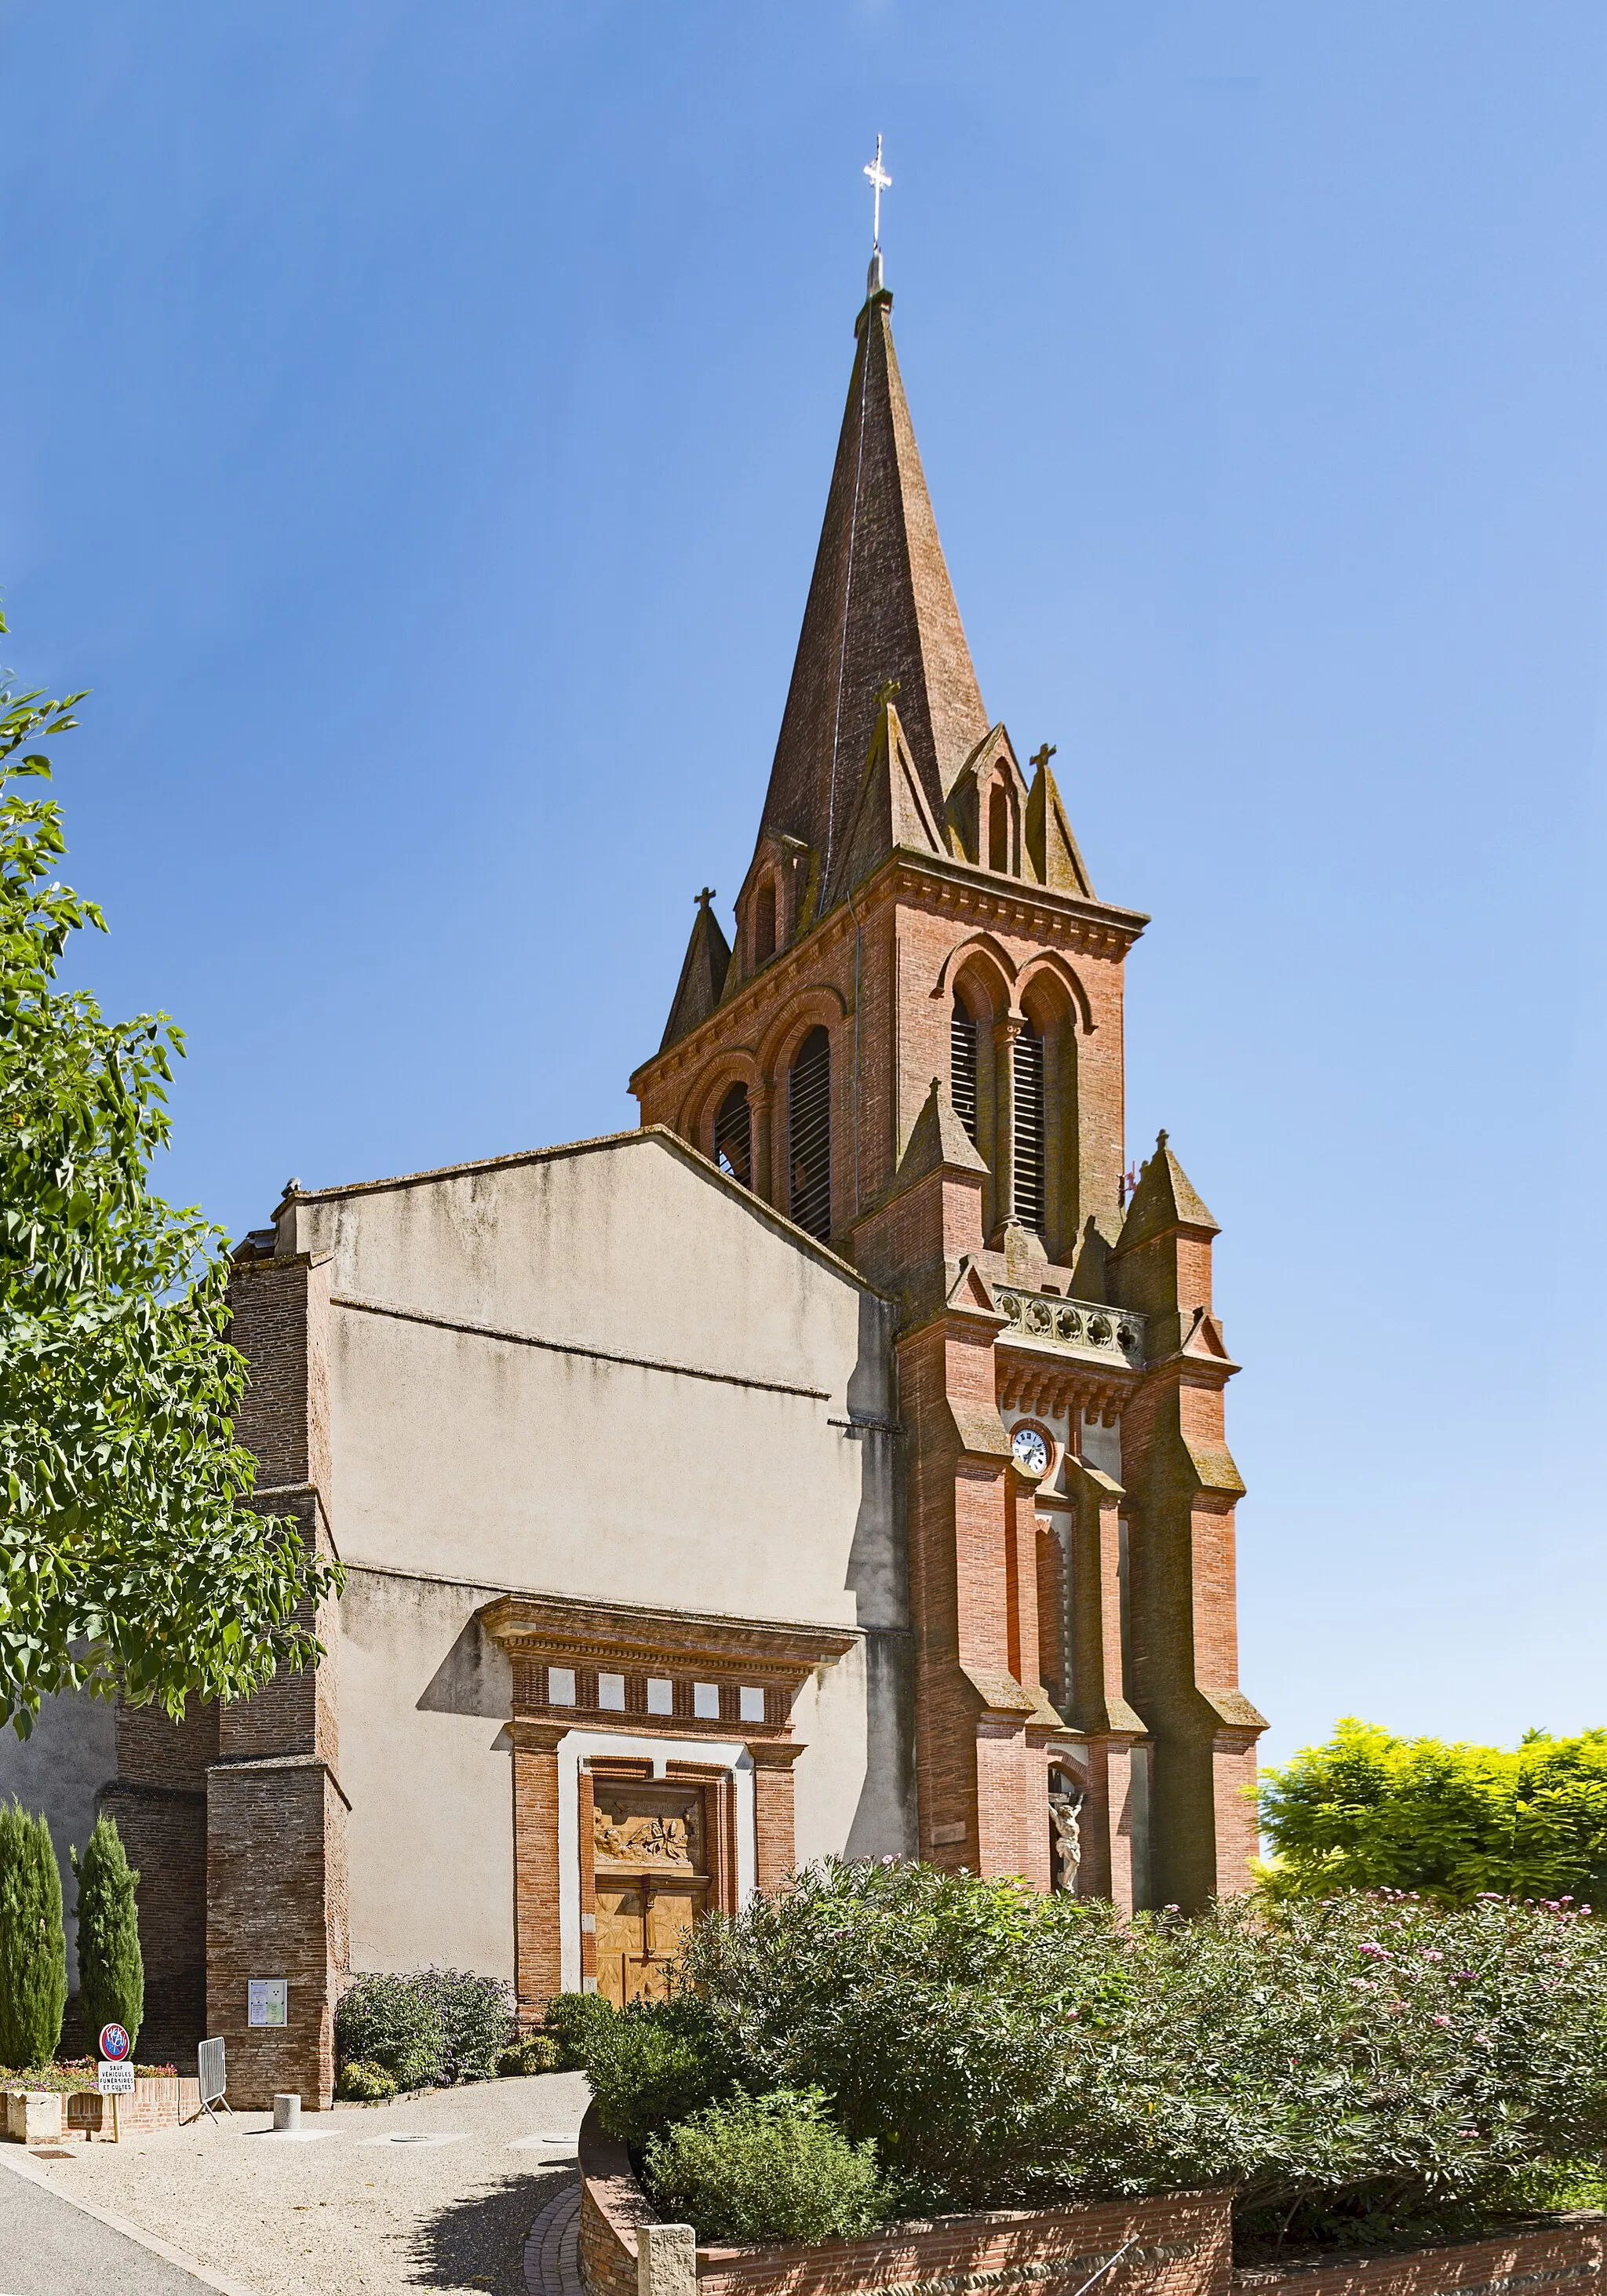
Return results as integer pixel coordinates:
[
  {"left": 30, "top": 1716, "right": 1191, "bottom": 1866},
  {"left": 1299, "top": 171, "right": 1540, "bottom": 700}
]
[{"left": 629, "top": 257, "right": 1264, "bottom": 1908}]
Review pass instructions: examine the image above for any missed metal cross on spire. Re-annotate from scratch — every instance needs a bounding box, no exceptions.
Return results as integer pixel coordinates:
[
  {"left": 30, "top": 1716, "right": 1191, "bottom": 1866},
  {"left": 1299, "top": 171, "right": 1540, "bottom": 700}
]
[{"left": 863, "top": 135, "right": 891, "bottom": 250}]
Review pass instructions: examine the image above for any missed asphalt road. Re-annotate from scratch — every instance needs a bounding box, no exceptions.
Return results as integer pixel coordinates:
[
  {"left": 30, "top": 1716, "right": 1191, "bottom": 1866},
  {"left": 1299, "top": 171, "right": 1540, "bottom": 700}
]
[{"left": 0, "top": 2161, "right": 219, "bottom": 2296}]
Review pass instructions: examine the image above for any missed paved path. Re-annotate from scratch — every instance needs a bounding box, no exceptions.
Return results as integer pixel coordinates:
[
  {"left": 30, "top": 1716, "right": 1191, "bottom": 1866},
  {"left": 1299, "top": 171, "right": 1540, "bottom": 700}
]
[
  {"left": 0, "top": 2152, "right": 221, "bottom": 2294},
  {"left": 8, "top": 2069, "right": 592, "bottom": 2296},
  {"left": 523, "top": 2183, "right": 583, "bottom": 2296}
]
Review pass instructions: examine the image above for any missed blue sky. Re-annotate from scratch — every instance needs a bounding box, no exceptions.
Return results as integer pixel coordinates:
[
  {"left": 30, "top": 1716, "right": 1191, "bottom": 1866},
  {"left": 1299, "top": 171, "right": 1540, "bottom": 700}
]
[{"left": 4, "top": 3, "right": 1604, "bottom": 1769}]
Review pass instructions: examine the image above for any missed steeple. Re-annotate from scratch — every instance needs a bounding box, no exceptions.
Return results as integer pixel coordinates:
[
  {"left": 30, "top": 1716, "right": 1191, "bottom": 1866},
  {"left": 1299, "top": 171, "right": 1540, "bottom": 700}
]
[{"left": 757, "top": 272, "right": 989, "bottom": 891}]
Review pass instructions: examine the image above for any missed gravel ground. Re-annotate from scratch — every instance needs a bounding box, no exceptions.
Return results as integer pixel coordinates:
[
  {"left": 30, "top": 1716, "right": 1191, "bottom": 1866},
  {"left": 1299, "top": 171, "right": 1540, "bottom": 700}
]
[{"left": 16, "top": 2069, "right": 591, "bottom": 2296}]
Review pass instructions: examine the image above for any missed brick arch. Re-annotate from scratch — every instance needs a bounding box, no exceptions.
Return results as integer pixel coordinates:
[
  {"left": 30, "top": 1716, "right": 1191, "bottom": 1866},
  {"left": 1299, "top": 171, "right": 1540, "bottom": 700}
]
[
  {"left": 1015, "top": 950, "right": 1095, "bottom": 1035},
  {"left": 680, "top": 1050, "right": 765, "bottom": 1159},
  {"left": 931, "top": 931, "right": 1018, "bottom": 1011},
  {"left": 755, "top": 984, "right": 847, "bottom": 1086},
  {"left": 949, "top": 945, "right": 1014, "bottom": 1025}
]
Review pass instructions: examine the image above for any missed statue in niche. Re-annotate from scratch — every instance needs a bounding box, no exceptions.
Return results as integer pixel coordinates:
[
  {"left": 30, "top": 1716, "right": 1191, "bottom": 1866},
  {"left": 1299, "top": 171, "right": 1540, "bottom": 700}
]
[{"left": 1048, "top": 1788, "right": 1084, "bottom": 1894}]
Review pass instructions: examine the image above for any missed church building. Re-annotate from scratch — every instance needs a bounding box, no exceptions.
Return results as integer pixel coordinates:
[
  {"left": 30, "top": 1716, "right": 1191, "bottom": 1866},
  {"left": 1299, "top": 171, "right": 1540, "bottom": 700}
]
[{"left": 13, "top": 250, "right": 1265, "bottom": 2109}]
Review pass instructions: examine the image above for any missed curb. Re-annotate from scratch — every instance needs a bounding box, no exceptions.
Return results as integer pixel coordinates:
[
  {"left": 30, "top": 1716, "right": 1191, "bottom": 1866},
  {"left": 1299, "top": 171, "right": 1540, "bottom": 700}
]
[{"left": 0, "top": 2141, "right": 264, "bottom": 2296}]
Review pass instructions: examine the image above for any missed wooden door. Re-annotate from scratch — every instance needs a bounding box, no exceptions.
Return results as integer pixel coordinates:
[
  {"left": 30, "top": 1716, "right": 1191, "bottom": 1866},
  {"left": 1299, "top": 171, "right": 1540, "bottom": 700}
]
[{"left": 590, "top": 1779, "right": 711, "bottom": 2007}]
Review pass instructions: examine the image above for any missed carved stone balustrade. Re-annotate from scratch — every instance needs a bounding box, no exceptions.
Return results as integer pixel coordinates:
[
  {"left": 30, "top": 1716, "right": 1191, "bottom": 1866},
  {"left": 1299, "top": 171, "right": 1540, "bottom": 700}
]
[{"left": 994, "top": 1288, "right": 1147, "bottom": 1369}]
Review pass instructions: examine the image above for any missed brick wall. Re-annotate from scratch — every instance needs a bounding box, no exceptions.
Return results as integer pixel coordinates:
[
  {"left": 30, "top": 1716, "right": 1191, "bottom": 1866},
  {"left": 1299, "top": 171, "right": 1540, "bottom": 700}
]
[
  {"left": 1233, "top": 2215, "right": 1604, "bottom": 2296},
  {"left": 206, "top": 1760, "right": 346, "bottom": 2109},
  {"left": 580, "top": 2101, "right": 1232, "bottom": 2296},
  {"left": 512, "top": 1726, "right": 564, "bottom": 2017}
]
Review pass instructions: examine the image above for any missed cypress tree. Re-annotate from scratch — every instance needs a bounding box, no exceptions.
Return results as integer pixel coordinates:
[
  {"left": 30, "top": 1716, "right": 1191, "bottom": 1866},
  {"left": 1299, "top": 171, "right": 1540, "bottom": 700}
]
[
  {"left": 0, "top": 1799, "right": 68, "bottom": 2069},
  {"left": 71, "top": 1814, "right": 143, "bottom": 2054}
]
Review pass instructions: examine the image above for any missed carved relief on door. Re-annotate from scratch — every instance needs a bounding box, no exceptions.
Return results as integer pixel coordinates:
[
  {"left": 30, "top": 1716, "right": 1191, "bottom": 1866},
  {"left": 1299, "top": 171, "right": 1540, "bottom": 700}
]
[{"left": 590, "top": 1779, "right": 710, "bottom": 2008}]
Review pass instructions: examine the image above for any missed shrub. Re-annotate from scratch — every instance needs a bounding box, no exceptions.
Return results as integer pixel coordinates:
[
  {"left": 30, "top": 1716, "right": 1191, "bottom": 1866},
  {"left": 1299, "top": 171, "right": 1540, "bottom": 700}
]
[
  {"left": 415, "top": 1968, "right": 514, "bottom": 2083},
  {"left": 671, "top": 1857, "right": 1607, "bottom": 2226},
  {"left": 543, "top": 1988, "right": 614, "bottom": 2070},
  {"left": 499, "top": 2032, "right": 560, "bottom": 2076},
  {"left": 585, "top": 1992, "right": 738, "bottom": 2147},
  {"left": 1259, "top": 1719, "right": 1607, "bottom": 1903},
  {"left": 0, "top": 1800, "right": 67, "bottom": 2070},
  {"left": 646, "top": 2090, "right": 891, "bottom": 2246},
  {"left": 71, "top": 1815, "right": 143, "bottom": 2054},
  {"left": 335, "top": 1974, "right": 444, "bottom": 2090},
  {"left": 337, "top": 2059, "right": 397, "bottom": 2102}
]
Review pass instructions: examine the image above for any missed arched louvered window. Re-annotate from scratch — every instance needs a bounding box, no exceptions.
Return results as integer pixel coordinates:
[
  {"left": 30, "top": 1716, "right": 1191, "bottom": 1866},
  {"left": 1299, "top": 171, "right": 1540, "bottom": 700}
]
[
  {"left": 713, "top": 1082, "right": 752, "bottom": 1187},
  {"left": 788, "top": 1026, "right": 832, "bottom": 1242},
  {"left": 754, "top": 880, "right": 777, "bottom": 964},
  {"left": 951, "top": 993, "right": 979, "bottom": 1145},
  {"left": 1012, "top": 1019, "right": 1046, "bottom": 1232}
]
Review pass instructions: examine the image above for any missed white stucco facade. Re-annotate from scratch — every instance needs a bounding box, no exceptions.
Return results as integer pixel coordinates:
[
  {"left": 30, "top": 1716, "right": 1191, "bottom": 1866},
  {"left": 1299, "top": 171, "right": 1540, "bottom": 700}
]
[{"left": 278, "top": 1128, "right": 913, "bottom": 1980}]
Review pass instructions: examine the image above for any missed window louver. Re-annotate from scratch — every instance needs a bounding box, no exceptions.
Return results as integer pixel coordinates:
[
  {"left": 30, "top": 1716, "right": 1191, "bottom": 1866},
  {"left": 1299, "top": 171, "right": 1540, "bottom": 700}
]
[
  {"left": 788, "top": 1026, "right": 833, "bottom": 1242},
  {"left": 951, "top": 998, "right": 979, "bottom": 1144},
  {"left": 1012, "top": 1023, "right": 1046, "bottom": 1233},
  {"left": 713, "top": 1083, "right": 752, "bottom": 1188}
]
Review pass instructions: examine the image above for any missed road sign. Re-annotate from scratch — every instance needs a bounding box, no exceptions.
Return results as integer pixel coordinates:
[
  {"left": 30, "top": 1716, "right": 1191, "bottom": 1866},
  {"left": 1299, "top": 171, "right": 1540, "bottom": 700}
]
[
  {"left": 99, "top": 2021, "right": 131, "bottom": 2061},
  {"left": 97, "top": 2060, "right": 135, "bottom": 2094}
]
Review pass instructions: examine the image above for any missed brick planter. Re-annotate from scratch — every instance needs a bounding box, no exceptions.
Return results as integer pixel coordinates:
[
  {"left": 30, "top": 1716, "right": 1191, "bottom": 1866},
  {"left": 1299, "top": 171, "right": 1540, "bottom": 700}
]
[
  {"left": 1233, "top": 2215, "right": 1605, "bottom": 2296},
  {"left": 578, "top": 2108, "right": 1607, "bottom": 2296},
  {"left": 5, "top": 2073, "right": 205, "bottom": 2145},
  {"left": 577, "top": 2104, "right": 1233, "bottom": 2296}
]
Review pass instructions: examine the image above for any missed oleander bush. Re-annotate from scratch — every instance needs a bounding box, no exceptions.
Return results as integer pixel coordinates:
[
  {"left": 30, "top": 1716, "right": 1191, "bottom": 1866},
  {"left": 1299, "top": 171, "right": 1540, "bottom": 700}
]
[
  {"left": 604, "top": 1858, "right": 1607, "bottom": 2243},
  {"left": 645, "top": 2089, "right": 891, "bottom": 2247},
  {"left": 585, "top": 1988, "right": 740, "bottom": 2148}
]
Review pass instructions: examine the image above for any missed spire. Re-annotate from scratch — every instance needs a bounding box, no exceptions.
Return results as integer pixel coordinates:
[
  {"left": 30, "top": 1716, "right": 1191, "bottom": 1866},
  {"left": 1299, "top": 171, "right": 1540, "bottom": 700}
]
[
  {"left": 757, "top": 275, "right": 989, "bottom": 896},
  {"left": 659, "top": 889, "right": 732, "bottom": 1052},
  {"left": 1113, "top": 1130, "right": 1219, "bottom": 1257}
]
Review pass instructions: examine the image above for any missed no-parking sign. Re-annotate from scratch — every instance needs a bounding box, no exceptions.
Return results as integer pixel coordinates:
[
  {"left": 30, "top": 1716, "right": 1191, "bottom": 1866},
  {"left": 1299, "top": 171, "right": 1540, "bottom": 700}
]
[{"left": 99, "top": 2021, "right": 131, "bottom": 2061}]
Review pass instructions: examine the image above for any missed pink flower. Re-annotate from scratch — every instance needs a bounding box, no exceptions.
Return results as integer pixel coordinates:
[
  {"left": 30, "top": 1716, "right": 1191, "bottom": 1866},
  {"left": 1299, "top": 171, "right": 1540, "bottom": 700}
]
[
  {"left": 1421, "top": 1949, "right": 1444, "bottom": 1963},
  {"left": 1433, "top": 2014, "right": 1451, "bottom": 2028},
  {"left": 1358, "top": 1942, "right": 1390, "bottom": 1959}
]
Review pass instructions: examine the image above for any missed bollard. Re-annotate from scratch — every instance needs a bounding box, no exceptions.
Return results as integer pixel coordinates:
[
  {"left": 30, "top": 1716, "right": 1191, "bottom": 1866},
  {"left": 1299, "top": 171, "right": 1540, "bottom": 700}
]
[
  {"left": 273, "top": 2093, "right": 302, "bottom": 2133},
  {"left": 637, "top": 2223, "right": 697, "bottom": 2296}
]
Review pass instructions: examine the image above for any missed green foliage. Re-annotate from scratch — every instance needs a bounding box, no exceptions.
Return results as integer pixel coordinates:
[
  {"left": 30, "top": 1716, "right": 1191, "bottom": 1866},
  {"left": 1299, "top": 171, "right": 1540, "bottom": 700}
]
[
  {"left": 1258, "top": 1718, "right": 1607, "bottom": 1904},
  {"left": 414, "top": 1967, "right": 514, "bottom": 2083},
  {"left": 336, "top": 2059, "right": 397, "bottom": 2102},
  {"left": 499, "top": 2032, "right": 560, "bottom": 2076},
  {"left": 542, "top": 1987, "right": 617, "bottom": 2069},
  {"left": 658, "top": 1857, "right": 1607, "bottom": 2226},
  {"left": 0, "top": 619, "right": 341, "bottom": 1736},
  {"left": 334, "top": 1973, "right": 445, "bottom": 2090},
  {"left": 70, "top": 1813, "right": 143, "bottom": 2051},
  {"left": 585, "top": 1990, "right": 739, "bottom": 2147},
  {"left": 645, "top": 2090, "right": 891, "bottom": 2247},
  {"left": 0, "top": 1799, "right": 67, "bottom": 2068}
]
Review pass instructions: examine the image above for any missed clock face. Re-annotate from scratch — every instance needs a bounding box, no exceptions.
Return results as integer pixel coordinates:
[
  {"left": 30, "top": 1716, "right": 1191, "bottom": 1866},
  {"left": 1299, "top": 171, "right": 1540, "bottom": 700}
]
[{"left": 1011, "top": 1424, "right": 1050, "bottom": 1479}]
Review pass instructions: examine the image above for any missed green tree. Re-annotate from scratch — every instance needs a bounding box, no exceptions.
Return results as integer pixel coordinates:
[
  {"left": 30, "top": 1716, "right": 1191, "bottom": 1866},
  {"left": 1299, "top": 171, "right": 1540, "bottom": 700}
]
[
  {"left": 0, "top": 1799, "right": 67, "bottom": 2068},
  {"left": 0, "top": 615, "right": 340, "bottom": 1735},
  {"left": 1258, "top": 1717, "right": 1607, "bottom": 1904},
  {"left": 71, "top": 1813, "right": 143, "bottom": 2052}
]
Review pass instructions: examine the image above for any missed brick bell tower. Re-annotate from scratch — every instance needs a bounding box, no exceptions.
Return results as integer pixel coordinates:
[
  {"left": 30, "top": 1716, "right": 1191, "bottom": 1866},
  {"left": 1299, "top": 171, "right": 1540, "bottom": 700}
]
[{"left": 629, "top": 251, "right": 1265, "bottom": 1909}]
